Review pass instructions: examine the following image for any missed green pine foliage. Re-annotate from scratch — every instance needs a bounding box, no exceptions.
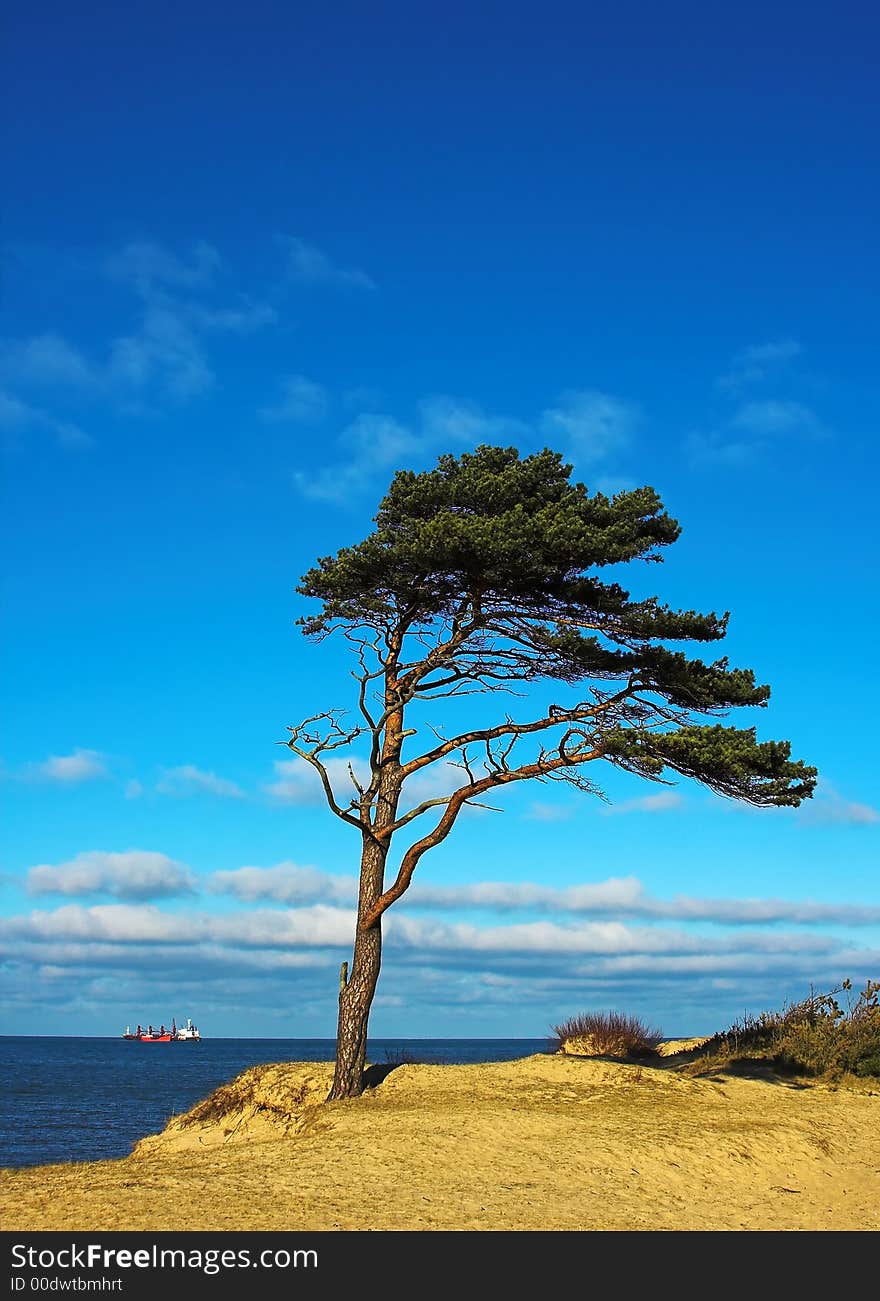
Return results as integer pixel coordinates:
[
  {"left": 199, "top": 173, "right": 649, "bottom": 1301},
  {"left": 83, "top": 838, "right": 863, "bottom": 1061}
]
[{"left": 297, "top": 445, "right": 816, "bottom": 810}]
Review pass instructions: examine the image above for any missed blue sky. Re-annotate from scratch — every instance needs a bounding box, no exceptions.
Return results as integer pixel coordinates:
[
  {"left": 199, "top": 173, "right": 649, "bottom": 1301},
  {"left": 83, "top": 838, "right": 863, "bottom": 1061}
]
[{"left": 2, "top": 1, "right": 878, "bottom": 1038}]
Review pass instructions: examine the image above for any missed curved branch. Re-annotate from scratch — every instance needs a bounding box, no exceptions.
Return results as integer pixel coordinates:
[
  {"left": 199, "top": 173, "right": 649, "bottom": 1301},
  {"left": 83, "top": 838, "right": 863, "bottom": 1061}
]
[
  {"left": 284, "top": 741, "right": 368, "bottom": 833},
  {"left": 361, "top": 743, "right": 603, "bottom": 927},
  {"left": 400, "top": 681, "right": 635, "bottom": 779},
  {"left": 376, "top": 793, "right": 456, "bottom": 838}
]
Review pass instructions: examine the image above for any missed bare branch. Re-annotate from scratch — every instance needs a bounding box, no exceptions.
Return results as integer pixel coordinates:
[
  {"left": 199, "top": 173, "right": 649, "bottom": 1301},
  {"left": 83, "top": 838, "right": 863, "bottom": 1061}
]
[
  {"left": 283, "top": 708, "right": 382, "bottom": 835},
  {"left": 286, "top": 709, "right": 366, "bottom": 753},
  {"left": 282, "top": 739, "right": 367, "bottom": 833},
  {"left": 414, "top": 684, "right": 497, "bottom": 702}
]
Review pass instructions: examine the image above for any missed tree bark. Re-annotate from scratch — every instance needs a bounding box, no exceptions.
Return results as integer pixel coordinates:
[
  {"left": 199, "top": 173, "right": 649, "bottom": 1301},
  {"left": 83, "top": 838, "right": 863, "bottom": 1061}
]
[{"left": 327, "top": 837, "right": 387, "bottom": 1100}]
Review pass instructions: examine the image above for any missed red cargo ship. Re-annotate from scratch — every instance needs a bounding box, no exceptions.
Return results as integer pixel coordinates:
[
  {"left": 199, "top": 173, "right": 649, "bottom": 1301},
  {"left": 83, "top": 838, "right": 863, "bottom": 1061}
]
[{"left": 122, "top": 1017, "right": 201, "bottom": 1042}]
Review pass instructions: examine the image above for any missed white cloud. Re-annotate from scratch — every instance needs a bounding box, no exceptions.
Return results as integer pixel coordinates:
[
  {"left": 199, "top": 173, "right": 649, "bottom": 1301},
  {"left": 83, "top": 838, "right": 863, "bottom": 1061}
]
[
  {"left": 433, "top": 878, "right": 880, "bottom": 925},
  {"left": 124, "top": 780, "right": 144, "bottom": 800},
  {"left": 105, "top": 240, "right": 221, "bottom": 293},
  {"left": 2, "top": 902, "right": 355, "bottom": 948},
  {"left": 0, "top": 333, "right": 98, "bottom": 389},
  {"left": 209, "top": 863, "right": 356, "bottom": 906},
  {"left": 26, "top": 851, "right": 195, "bottom": 900},
  {"left": 409, "top": 876, "right": 645, "bottom": 913},
  {"left": 260, "top": 374, "right": 329, "bottom": 423},
  {"left": 27, "top": 749, "right": 108, "bottom": 784},
  {"left": 204, "top": 863, "right": 880, "bottom": 927},
  {"left": 103, "top": 241, "right": 274, "bottom": 399},
  {"left": 0, "top": 387, "right": 32, "bottom": 429},
  {"left": 263, "top": 755, "right": 464, "bottom": 812},
  {"left": 1, "top": 311, "right": 213, "bottom": 412},
  {"left": 524, "top": 801, "right": 575, "bottom": 823},
  {"left": 718, "top": 339, "right": 802, "bottom": 390},
  {"left": 341, "top": 412, "right": 419, "bottom": 465},
  {"left": 568, "top": 950, "right": 847, "bottom": 978},
  {"left": 1, "top": 239, "right": 277, "bottom": 439},
  {"left": 282, "top": 237, "right": 376, "bottom": 290},
  {"left": 798, "top": 783, "right": 879, "bottom": 827},
  {"left": 730, "top": 399, "right": 821, "bottom": 436},
  {"left": 387, "top": 914, "right": 839, "bottom": 957},
  {"left": 263, "top": 759, "right": 319, "bottom": 804},
  {"left": 294, "top": 413, "right": 419, "bottom": 501},
  {"left": 0, "top": 386, "right": 92, "bottom": 449},
  {"left": 0, "top": 900, "right": 837, "bottom": 960},
  {"left": 401, "top": 762, "right": 466, "bottom": 808},
  {"left": 417, "top": 395, "right": 523, "bottom": 444},
  {"left": 156, "top": 765, "right": 246, "bottom": 800},
  {"left": 601, "top": 791, "right": 683, "bottom": 816},
  {"left": 3, "top": 933, "right": 876, "bottom": 1039},
  {"left": 189, "top": 299, "right": 277, "bottom": 333},
  {"left": 740, "top": 340, "right": 802, "bottom": 365},
  {"left": 650, "top": 896, "right": 880, "bottom": 925},
  {"left": 293, "top": 460, "right": 367, "bottom": 502},
  {"left": 109, "top": 303, "right": 214, "bottom": 400},
  {"left": 387, "top": 913, "right": 666, "bottom": 955},
  {"left": 292, "top": 395, "right": 527, "bottom": 502},
  {"left": 693, "top": 343, "right": 823, "bottom": 465},
  {"left": 687, "top": 398, "right": 824, "bottom": 465},
  {"left": 686, "top": 431, "right": 760, "bottom": 466},
  {"left": 540, "top": 389, "right": 638, "bottom": 464},
  {"left": 263, "top": 756, "right": 368, "bottom": 806}
]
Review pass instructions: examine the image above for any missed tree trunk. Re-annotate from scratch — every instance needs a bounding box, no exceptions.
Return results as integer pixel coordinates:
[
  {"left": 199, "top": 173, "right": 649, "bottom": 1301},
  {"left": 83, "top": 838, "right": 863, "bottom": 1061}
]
[
  {"left": 327, "top": 838, "right": 387, "bottom": 1100},
  {"left": 328, "top": 677, "right": 404, "bottom": 1101},
  {"left": 327, "top": 920, "right": 382, "bottom": 1099}
]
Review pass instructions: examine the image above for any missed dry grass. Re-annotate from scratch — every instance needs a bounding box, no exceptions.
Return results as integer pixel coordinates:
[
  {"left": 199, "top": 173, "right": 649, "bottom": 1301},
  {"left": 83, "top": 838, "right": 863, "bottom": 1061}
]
[{"left": 181, "top": 1063, "right": 320, "bottom": 1126}]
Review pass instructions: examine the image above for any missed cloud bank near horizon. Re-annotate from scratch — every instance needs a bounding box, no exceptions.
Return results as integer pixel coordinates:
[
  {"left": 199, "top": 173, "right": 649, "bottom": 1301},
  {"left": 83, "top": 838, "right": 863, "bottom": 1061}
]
[
  {"left": 2, "top": 894, "right": 876, "bottom": 1038},
  {"left": 6, "top": 850, "right": 877, "bottom": 1037}
]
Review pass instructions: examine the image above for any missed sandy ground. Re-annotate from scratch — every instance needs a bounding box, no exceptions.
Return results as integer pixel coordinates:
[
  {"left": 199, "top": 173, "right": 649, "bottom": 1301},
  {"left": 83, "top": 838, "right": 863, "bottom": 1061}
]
[{"left": 3, "top": 1052, "right": 879, "bottom": 1232}]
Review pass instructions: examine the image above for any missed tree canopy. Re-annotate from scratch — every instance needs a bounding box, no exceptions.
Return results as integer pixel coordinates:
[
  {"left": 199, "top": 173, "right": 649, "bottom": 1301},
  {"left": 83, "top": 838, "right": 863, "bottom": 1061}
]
[{"left": 297, "top": 445, "right": 815, "bottom": 817}]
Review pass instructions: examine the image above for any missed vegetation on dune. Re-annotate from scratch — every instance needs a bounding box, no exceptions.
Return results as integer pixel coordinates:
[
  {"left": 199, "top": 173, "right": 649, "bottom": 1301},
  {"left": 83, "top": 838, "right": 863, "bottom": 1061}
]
[
  {"left": 175, "top": 1063, "right": 330, "bottom": 1127},
  {"left": 687, "top": 980, "right": 880, "bottom": 1081},
  {"left": 552, "top": 1010, "right": 662, "bottom": 1059},
  {"left": 552, "top": 982, "right": 880, "bottom": 1082}
]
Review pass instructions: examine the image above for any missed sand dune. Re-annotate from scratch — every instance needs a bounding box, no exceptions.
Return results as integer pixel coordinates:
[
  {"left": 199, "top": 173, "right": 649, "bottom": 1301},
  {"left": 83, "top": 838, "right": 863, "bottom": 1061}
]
[{"left": 3, "top": 1053, "right": 879, "bottom": 1232}]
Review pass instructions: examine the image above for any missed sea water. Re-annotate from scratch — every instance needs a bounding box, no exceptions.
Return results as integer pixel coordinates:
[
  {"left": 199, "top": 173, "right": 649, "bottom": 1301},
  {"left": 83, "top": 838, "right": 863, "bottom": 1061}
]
[{"left": 0, "top": 1036, "right": 549, "bottom": 1168}]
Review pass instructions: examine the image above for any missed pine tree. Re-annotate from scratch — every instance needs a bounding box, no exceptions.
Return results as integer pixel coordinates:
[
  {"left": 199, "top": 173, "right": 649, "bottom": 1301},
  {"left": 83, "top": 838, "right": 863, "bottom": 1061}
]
[{"left": 291, "top": 446, "right": 816, "bottom": 1099}]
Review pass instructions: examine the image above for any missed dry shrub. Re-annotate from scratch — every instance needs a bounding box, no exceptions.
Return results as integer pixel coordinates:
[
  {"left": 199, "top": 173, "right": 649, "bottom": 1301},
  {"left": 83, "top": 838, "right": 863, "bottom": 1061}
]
[
  {"left": 382, "top": 1047, "right": 448, "bottom": 1066},
  {"left": 551, "top": 1010, "right": 661, "bottom": 1059}
]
